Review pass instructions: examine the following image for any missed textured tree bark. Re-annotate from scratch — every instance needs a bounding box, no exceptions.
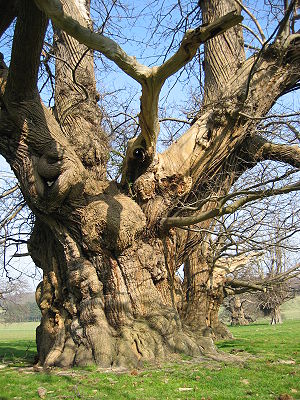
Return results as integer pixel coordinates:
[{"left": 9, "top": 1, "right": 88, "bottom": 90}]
[
  {"left": 201, "top": 0, "right": 245, "bottom": 105},
  {"left": 181, "top": 250, "right": 232, "bottom": 340},
  {"left": 28, "top": 214, "right": 220, "bottom": 367}
]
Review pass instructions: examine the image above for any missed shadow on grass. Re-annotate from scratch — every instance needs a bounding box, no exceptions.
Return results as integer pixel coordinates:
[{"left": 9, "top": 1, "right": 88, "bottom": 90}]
[
  {"left": 0, "top": 340, "right": 37, "bottom": 364},
  {"left": 217, "top": 339, "right": 245, "bottom": 349}
]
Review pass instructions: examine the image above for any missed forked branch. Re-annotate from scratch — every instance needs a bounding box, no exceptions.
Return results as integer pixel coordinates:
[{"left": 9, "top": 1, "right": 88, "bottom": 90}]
[{"left": 34, "top": 0, "right": 243, "bottom": 174}]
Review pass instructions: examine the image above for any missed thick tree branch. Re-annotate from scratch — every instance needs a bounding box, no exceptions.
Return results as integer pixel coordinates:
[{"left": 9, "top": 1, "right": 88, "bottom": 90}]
[
  {"left": 122, "top": 11, "right": 243, "bottom": 184},
  {"left": 161, "top": 182, "right": 300, "bottom": 229},
  {"left": 276, "top": 0, "right": 297, "bottom": 39},
  {"left": 34, "top": 0, "right": 151, "bottom": 84},
  {"left": 33, "top": 0, "right": 243, "bottom": 181},
  {"left": 249, "top": 135, "right": 300, "bottom": 168},
  {"left": 225, "top": 278, "right": 266, "bottom": 292},
  {"left": 4, "top": 0, "right": 48, "bottom": 102},
  {"left": 0, "top": 0, "right": 17, "bottom": 38},
  {"left": 201, "top": 0, "right": 245, "bottom": 105},
  {"left": 156, "top": 11, "right": 243, "bottom": 83}
]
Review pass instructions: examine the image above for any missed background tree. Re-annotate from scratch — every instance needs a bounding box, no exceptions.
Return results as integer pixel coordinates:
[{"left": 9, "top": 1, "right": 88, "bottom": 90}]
[
  {"left": 255, "top": 244, "right": 299, "bottom": 324},
  {"left": 0, "top": 0, "right": 299, "bottom": 368},
  {"left": 179, "top": 179, "right": 299, "bottom": 337},
  {"left": 0, "top": 278, "right": 41, "bottom": 323},
  {"left": 221, "top": 241, "right": 300, "bottom": 326}
]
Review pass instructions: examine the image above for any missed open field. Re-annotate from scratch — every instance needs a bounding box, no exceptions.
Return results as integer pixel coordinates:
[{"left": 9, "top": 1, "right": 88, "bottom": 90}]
[
  {"left": 0, "top": 322, "right": 38, "bottom": 341},
  {"left": 281, "top": 296, "right": 300, "bottom": 321},
  {"left": 0, "top": 320, "right": 299, "bottom": 399}
]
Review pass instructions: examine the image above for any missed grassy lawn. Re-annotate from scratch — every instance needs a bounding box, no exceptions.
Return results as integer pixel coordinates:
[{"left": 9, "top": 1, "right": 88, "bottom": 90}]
[{"left": 0, "top": 321, "right": 299, "bottom": 400}]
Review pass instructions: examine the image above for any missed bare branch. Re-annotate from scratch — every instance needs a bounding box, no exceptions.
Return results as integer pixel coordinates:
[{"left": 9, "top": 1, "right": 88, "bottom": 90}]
[
  {"left": 239, "top": 111, "right": 300, "bottom": 120},
  {"left": 0, "top": 203, "right": 26, "bottom": 229},
  {"left": 241, "top": 24, "right": 264, "bottom": 45},
  {"left": 0, "top": 184, "right": 19, "bottom": 200},
  {"left": 160, "top": 117, "right": 190, "bottom": 125},
  {"left": 234, "top": 0, "right": 266, "bottom": 43},
  {"left": 161, "top": 182, "right": 300, "bottom": 229},
  {"left": 226, "top": 278, "right": 266, "bottom": 292}
]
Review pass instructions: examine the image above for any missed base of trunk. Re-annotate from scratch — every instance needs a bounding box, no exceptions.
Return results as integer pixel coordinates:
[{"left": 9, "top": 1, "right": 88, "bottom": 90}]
[
  {"left": 31, "top": 222, "right": 234, "bottom": 369},
  {"left": 270, "top": 307, "right": 282, "bottom": 325},
  {"left": 36, "top": 309, "right": 228, "bottom": 368}
]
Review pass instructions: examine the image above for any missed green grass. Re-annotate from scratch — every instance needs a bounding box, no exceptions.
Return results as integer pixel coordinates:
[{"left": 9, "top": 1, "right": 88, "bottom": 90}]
[
  {"left": 0, "top": 321, "right": 299, "bottom": 399},
  {"left": 0, "top": 322, "right": 39, "bottom": 341}
]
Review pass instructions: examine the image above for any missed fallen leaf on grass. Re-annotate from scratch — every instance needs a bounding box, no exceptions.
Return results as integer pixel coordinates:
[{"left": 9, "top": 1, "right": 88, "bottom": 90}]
[
  {"left": 241, "top": 379, "right": 250, "bottom": 385},
  {"left": 278, "top": 394, "right": 294, "bottom": 400},
  {"left": 277, "top": 359, "right": 296, "bottom": 365},
  {"left": 291, "top": 389, "right": 298, "bottom": 393},
  {"left": 37, "top": 387, "right": 47, "bottom": 399},
  {"left": 130, "top": 369, "right": 139, "bottom": 376},
  {"left": 107, "top": 377, "right": 118, "bottom": 384}
]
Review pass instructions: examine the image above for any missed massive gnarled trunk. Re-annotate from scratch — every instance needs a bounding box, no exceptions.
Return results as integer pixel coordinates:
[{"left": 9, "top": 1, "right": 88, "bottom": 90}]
[
  {"left": 0, "top": 0, "right": 299, "bottom": 367},
  {"left": 29, "top": 219, "right": 214, "bottom": 367}
]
